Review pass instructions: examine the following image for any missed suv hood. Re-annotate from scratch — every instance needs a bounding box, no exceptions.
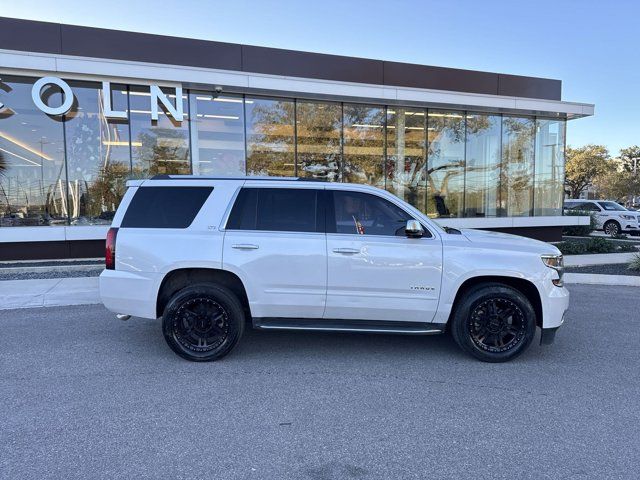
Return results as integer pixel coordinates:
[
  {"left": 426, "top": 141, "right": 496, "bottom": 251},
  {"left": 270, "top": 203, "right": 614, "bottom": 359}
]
[{"left": 459, "top": 228, "right": 560, "bottom": 255}]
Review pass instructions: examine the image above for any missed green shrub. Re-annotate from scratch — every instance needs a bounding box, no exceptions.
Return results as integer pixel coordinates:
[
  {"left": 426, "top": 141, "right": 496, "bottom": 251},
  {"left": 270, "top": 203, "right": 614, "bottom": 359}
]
[
  {"left": 617, "top": 243, "right": 638, "bottom": 253},
  {"left": 562, "top": 210, "right": 596, "bottom": 236},
  {"left": 629, "top": 253, "right": 640, "bottom": 271},
  {"left": 585, "top": 237, "right": 616, "bottom": 253},
  {"left": 557, "top": 241, "right": 587, "bottom": 255}
]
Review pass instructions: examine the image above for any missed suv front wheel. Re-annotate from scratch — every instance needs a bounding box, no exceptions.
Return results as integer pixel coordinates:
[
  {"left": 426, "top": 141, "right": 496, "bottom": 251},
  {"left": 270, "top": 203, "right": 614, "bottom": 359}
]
[
  {"left": 450, "top": 283, "right": 536, "bottom": 362},
  {"left": 603, "top": 220, "right": 621, "bottom": 237},
  {"left": 162, "top": 283, "right": 245, "bottom": 362}
]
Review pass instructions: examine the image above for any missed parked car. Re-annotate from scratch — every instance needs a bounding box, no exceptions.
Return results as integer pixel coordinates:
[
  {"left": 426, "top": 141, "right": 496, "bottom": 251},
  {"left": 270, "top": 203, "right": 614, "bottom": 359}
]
[
  {"left": 563, "top": 199, "right": 640, "bottom": 236},
  {"left": 99, "top": 176, "right": 568, "bottom": 363}
]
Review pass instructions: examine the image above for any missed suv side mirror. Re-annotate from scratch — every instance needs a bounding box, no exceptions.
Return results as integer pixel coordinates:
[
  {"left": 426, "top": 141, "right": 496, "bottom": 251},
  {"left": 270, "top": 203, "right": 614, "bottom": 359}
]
[{"left": 405, "top": 219, "right": 424, "bottom": 238}]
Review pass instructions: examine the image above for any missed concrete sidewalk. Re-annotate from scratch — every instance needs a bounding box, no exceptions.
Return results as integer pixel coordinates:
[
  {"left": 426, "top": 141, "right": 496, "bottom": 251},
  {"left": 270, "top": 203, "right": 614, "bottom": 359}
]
[
  {"left": 0, "top": 277, "right": 100, "bottom": 310},
  {"left": 564, "top": 251, "right": 638, "bottom": 267}
]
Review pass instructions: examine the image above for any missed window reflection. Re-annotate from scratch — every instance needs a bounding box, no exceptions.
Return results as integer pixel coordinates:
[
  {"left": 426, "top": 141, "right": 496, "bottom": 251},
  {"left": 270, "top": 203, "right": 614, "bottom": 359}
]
[
  {"left": 296, "top": 101, "right": 341, "bottom": 181},
  {"left": 190, "top": 92, "right": 245, "bottom": 175},
  {"left": 0, "top": 75, "right": 67, "bottom": 227},
  {"left": 464, "top": 113, "right": 501, "bottom": 217},
  {"left": 386, "top": 108, "right": 427, "bottom": 212},
  {"left": 343, "top": 104, "right": 384, "bottom": 186},
  {"left": 501, "top": 116, "right": 535, "bottom": 216},
  {"left": 129, "top": 86, "right": 190, "bottom": 177},
  {"left": 245, "top": 97, "right": 295, "bottom": 177},
  {"left": 534, "top": 119, "right": 565, "bottom": 216},
  {"left": 427, "top": 111, "right": 465, "bottom": 217},
  {"left": 64, "top": 81, "right": 131, "bottom": 224}
]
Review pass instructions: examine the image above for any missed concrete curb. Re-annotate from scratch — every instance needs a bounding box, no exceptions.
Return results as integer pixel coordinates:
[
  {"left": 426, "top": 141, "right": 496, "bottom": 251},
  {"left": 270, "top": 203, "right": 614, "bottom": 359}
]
[
  {"left": 0, "top": 277, "right": 100, "bottom": 310},
  {"left": 564, "top": 273, "right": 640, "bottom": 287}
]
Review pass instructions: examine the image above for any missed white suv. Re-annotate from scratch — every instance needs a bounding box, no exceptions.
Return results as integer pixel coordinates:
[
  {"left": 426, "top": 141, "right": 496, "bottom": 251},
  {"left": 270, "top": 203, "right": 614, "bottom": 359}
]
[
  {"left": 564, "top": 199, "right": 640, "bottom": 236},
  {"left": 99, "top": 176, "right": 568, "bottom": 363}
]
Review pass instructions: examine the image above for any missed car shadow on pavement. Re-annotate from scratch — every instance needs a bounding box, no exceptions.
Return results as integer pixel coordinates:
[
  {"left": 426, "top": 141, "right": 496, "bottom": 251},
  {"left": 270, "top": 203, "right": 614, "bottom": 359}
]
[{"left": 119, "top": 316, "right": 493, "bottom": 367}]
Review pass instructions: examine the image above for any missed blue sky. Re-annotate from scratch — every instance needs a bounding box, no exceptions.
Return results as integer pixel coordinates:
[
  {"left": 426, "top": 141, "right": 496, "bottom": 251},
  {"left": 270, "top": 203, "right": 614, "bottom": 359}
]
[{"left": 4, "top": 0, "right": 638, "bottom": 155}]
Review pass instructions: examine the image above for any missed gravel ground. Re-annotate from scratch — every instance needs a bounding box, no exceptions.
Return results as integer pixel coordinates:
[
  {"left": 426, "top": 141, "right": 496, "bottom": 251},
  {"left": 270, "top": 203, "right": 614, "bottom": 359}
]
[
  {"left": 0, "top": 259, "right": 104, "bottom": 281},
  {"left": 0, "top": 268, "right": 103, "bottom": 281},
  {"left": 565, "top": 263, "right": 640, "bottom": 276},
  {"left": 0, "top": 259, "right": 103, "bottom": 268},
  {"left": 1, "top": 284, "right": 639, "bottom": 479}
]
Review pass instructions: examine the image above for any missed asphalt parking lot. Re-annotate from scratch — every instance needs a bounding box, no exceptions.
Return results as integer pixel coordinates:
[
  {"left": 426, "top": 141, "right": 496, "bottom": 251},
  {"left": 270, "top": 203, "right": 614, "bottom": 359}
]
[{"left": 1, "top": 284, "right": 639, "bottom": 480}]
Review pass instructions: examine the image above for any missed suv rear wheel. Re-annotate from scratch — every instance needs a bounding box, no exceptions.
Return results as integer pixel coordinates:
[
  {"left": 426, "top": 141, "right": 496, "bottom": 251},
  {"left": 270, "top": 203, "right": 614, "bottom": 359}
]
[
  {"left": 162, "top": 283, "right": 245, "bottom": 362},
  {"left": 603, "top": 220, "right": 621, "bottom": 237},
  {"left": 450, "top": 283, "right": 536, "bottom": 362}
]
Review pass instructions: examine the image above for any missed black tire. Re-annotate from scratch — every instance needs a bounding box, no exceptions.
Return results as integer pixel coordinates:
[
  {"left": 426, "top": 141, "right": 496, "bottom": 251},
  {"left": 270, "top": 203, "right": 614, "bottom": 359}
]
[
  {"left": 603, "top": 220, "right": 621, "bottom": 237},
  {"left": 450, "top": 283, "right": 536, "bottom": 363},
  {"left": 162, "top": 283, "right": 245, "bottom": 362}
]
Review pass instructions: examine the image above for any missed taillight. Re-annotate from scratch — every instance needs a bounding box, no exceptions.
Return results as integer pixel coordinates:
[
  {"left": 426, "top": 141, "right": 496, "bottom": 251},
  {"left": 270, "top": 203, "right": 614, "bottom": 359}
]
[{"left": 105, "top": 227, "right": 119, "bottom": 270}]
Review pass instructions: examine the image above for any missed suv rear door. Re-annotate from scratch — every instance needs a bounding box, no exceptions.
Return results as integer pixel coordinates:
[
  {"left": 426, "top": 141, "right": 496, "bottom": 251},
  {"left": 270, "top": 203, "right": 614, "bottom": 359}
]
[
  {"left": 222, "top": 185, "right": 327, "bottom": 319},
  {"left": 324, "top": 188, "right": 443, "bottom": 323}
]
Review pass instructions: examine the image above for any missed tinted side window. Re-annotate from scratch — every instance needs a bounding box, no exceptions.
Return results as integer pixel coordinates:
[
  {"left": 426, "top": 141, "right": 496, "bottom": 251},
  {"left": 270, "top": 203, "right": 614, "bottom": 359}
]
[
  {"left": 329, "top": 191, "right": 426, "bottom": 237},
  {"left": 566, "top": 202, "right": 594, "bottom": 212},
  {"left": 227, "top": 188, "right": 322, "bottom": 233},
  {"left": 121, "top": 186, "right": 213, "bottom": 228}
]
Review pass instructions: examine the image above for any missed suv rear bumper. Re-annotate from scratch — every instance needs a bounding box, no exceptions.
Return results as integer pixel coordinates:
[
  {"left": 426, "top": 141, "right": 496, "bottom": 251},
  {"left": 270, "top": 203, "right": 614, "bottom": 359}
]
[{"left": 99, "top": 269, "right": 160, "bottom": 319}]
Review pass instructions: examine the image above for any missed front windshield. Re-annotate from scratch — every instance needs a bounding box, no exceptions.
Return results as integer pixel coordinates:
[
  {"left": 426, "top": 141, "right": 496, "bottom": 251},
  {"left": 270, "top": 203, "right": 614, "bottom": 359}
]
[{"left": 598, "top": 201, "right": 626, "bottom": 211}]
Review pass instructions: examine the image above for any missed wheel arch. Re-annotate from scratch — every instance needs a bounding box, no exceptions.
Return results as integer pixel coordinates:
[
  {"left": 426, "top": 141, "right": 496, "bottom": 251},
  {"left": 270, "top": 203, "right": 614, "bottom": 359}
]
[
  {"left": 448, "top": 275, "right": 543, "bottom": 328},
  {"left": 156, "top": 268, "right": 251, "bottom": 319}
]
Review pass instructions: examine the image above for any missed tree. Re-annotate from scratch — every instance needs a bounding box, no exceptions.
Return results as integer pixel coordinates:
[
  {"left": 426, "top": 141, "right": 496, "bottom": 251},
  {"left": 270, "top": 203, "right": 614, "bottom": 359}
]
[
  {"left": 593, "top": 169, "right": 640, "bottom": 203},
  {"left": 619, "top": 145, "right": 640, "bottom": 173},
  {"left": 564, "top": 144, "right": 611, "bottom": 198}
]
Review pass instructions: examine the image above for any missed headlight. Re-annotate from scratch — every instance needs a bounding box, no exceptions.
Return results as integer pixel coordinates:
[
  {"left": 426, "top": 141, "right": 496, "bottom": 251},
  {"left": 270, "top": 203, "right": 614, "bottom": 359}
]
[
  {"left": 620, "top": 214, "right": 635, "bottom": 220},
  {"left": 541, "top": 254, "right": 564, "bottom": 287}
]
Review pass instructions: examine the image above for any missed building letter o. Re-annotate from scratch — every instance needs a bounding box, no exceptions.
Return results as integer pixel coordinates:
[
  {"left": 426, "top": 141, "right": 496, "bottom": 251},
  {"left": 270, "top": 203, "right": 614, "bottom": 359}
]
[{"left": 31, "top": 77, "right": 74, "bottom": 115}]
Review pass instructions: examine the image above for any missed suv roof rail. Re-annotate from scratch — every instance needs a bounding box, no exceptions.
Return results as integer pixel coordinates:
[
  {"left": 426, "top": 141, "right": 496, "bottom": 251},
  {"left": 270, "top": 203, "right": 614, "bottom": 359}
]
[{"left": 148, "top": 175, "right": 327, "bottom": 182}]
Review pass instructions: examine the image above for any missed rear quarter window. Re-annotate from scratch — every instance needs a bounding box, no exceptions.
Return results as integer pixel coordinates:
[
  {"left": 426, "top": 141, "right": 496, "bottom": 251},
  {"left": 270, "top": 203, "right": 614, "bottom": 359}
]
[{"left": 121, "top": 186, "right": 213, "bottom": 228}]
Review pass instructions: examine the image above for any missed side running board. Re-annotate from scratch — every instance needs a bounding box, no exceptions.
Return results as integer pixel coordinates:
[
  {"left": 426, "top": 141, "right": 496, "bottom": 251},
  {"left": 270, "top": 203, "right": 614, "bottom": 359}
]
[{"left": 252, "top": 318, "right": 444, "bottom": 335}]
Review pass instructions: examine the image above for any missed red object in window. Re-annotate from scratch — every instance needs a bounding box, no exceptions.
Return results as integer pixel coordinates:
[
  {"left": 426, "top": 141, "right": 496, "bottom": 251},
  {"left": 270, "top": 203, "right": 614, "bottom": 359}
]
[{"left": 105, "top": 227, "right": 119, "bottom": 270}]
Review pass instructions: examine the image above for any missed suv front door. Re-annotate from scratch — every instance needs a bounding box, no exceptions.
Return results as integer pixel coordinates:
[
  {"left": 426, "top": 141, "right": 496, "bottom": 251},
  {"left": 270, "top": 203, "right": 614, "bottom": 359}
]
[{"left": 324, "top": 188, "right": 443, "bottom": 323}]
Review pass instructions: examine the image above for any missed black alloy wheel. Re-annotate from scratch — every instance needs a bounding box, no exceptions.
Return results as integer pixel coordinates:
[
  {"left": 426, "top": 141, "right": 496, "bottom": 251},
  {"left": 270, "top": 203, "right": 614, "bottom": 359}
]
[
  {"left": 162, "top": 284, "right": 244, "bottom": 361},
  {"left": 450, "top": 283, "right": 536, "bottom": 362},
  {"left": 172, "top": 297, "right": 229, "bottom": 353},
  {"left": 468, "top": 298, "right": 526, "bottom": 353}
]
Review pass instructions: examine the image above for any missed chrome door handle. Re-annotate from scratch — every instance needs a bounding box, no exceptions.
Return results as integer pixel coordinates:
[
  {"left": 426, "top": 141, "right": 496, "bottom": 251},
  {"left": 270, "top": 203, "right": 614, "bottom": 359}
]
[
  {"left": 333, "top": 248, "right": 360, "bottom": 254},
  {"left": 232, "top": 244, "right": 259, "bottom": 250}
]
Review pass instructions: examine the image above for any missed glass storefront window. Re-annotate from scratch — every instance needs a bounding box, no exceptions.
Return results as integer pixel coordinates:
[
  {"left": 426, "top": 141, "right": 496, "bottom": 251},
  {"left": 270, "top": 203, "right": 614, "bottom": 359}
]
[
  {"left": 129, "top": 86, "right": 190, "bottom": 178},
  {"left": 245, "top": 97, "right": 295, "bottom": 177},
  {"left": 464, "top": 113, "right": 501, "bottom": 217},
  {"left": 386, "top": 108, "right": 427, "bottom": 212},
  {"left": 0, "top": 73, "right": 571, "bottom": 229},
  {"left": 64, "top": 81, "right": 131, "bottom": 225},
  {"left": 189, "top": 92, "right": 245, "bottom": 176},
  {"left": 0, "top": 75, "right": 67, "bottom": 227},
  {"left": 501, "top": 116, "right": 535, "bottom": 216},
  {"left": 427, "top": 110, "right": 465, "bottom": 217},
  {"left": 295, "top": 100, "right": 341, "bottom": 181},
  {"left": 343, "top": 104, "right": 385, "bottom": 186},
  {"left": 534, "top": 119, "right": 566, "bottom": 216}
]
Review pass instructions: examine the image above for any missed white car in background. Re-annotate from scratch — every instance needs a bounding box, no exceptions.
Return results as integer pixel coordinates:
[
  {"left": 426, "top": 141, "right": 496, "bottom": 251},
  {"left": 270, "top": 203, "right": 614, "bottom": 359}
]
[{"left": 564, "top": 199, "right": 640, "bottom": 236}]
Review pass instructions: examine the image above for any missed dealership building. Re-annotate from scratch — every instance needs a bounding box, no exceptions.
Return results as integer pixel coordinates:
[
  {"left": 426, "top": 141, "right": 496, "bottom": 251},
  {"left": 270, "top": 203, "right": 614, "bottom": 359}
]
[{"left": 0, "top": 17, "right": 593, "bottom": 259}]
